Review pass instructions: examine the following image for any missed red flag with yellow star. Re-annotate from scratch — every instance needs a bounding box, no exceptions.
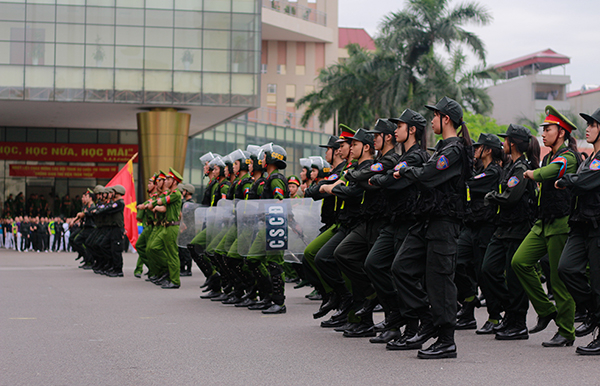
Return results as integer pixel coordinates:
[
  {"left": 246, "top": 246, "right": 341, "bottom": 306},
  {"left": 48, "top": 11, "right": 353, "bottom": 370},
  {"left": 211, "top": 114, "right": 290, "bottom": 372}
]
[{"left": 107, "top": 154, "right": 138, "bottom": 247}]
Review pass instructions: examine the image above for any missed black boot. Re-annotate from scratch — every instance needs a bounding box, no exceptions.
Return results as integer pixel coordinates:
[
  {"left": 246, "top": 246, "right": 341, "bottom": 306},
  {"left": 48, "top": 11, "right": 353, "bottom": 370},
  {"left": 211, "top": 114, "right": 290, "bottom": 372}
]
[
  {"left": 495, "top": 316, "right": 528, "bottom": 340},
  {"left": 399, "top": 318, "right": 437, "bottom": 350},
  {"left": 418, "top": 326, "right": 457, "bottom": 359},
  {"left": 456, "top": 296, "right": 480, "bottom": 319},
  {"left": 355, "top": 296, "right": 379, "bottom": 318},
  {"left": 575, "top": 313, "right": 597, "bottom": 338},
  {"left": 386, "top": 318, "right": 419, "bottom": 350},
  {"left": 343, "top": 311, "right": 375, "bottom": 338},
  {"left": 313, "top": 292, "right": 339, "bottom": 320}
]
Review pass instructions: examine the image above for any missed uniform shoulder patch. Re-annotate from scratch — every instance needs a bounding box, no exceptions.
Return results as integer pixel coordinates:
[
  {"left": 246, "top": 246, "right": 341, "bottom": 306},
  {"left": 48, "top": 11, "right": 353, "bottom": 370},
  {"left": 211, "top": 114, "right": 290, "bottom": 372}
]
[
  {"left": 590, "top": 159, "right": 600, "bottom": 171},
  {"left": 327, "top": 173, "right": 339, "bottom": 181},
  {"left": 507, "top": 176, "right": 520, "bottom": 188},
  {"left": 436, "top": 155, "right": 449, "bottom": 170},
  {"left": 394, "top": 161, "right": 407, "bottom": 171},
  {"left": 370, "top": 162, "right": 384, "bottom": 172},
  {"left": 473, "top": 172, "right": 486, "bottom": 179},
  {"left": 112, "top": 202, "right": 118, "bottom": 208}
]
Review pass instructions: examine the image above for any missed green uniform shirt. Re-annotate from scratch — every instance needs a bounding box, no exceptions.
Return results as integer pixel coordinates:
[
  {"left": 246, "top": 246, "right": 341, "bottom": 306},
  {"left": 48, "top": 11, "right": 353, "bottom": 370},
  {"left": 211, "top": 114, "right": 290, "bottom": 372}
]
[{"left": 531, "top": 145, "right": 578, "bottom": 236}]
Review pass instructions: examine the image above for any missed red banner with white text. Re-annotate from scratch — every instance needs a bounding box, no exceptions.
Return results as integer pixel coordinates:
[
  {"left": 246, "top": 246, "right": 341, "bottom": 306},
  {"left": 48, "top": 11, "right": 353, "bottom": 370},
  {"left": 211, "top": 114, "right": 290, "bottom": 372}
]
[
  {"left": 9, "top": 164, "right": 118, "bottom": 179},
  {"left": 0, "top": 142, "right": 138, "bottom": 163}
]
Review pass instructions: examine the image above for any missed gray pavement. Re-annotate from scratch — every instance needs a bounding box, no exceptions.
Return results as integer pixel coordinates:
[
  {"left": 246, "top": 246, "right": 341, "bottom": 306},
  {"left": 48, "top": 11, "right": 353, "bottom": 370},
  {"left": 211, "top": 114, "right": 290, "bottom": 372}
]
[{"left": 1, "top": 249, "right": 599, "bottom": 386}]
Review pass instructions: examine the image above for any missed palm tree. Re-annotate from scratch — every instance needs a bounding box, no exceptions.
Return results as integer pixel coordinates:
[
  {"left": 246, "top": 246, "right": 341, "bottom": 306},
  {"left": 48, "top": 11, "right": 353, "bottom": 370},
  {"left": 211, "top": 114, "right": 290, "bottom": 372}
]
[{"left": 379, "top": 0, "right": 493, "bottom": 67}]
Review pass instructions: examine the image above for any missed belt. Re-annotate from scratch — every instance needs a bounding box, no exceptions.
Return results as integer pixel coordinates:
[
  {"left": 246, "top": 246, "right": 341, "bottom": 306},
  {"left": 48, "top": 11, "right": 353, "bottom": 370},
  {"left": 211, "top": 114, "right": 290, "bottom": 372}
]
[{"left": 158, "top": 221, "right": 180, "bottom": 227}]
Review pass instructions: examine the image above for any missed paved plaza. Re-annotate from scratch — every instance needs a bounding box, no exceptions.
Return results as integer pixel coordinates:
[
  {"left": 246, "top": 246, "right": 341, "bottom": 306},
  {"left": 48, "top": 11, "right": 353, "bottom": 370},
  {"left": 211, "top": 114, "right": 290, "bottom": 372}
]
[{"left": 1, "top": 250, "right": 599, "bottom": 386}]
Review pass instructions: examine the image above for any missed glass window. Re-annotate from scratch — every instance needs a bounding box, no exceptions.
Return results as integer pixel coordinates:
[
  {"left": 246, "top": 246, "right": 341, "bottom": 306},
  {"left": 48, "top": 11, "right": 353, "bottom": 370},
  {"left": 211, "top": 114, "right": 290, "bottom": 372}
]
[
  {"left": 231, "top": 51, "right": 255, "bottom": 73},
  {"left": 120, "top": 131, "right": 138, "bottom": 144},
  {"left": 55, "top": 67, "right": 84, "bottom": 88},
  {"left": 25, "top": 42, "right": 54, "bottom": 66},
  {"left": 205, "top": 0, "right": 231, "bottom": 12},
  {"left": 86, "top": 25, "right": 115, "bottom": 45},
  {"left": 70, "top": 129, "right": 95, "bottom": 144},
  {"left": 174, "top": 11, "right": 202, "bottom": 29},
  {"left": 115, "top": 69, "right": 143, "bottom": 90},
  {"left": 116, "top": 0, "right": 144, "bottom": 7},
  {"left": 146, "top": 9, "right": 173, "bottom": 27},
  {"left": 174, "top": 28, "right": 202, "bottom": 48},
  {"left": 0, "top": 3, "right": 25, "bottom": 21},
  {"left": 56, "top": 24, "right": 85, "bottom": 43},
  {"left": 87, "top": 0, "right": 116, "bottom": 6},
  {"left": 203, "top": 50, "right": 229, "bottom": 72},
  {"left": 146, "top": 0, "right": 173, "bottom": 9},
  {"left": 57, "top": 0, "right": 86, "bottom": 5},
  {"left": 232, "top": 14, "right": 256, "bottom": 31},
  {"left": 26, "top": 4, "right": 55, "bottom": 23},
  {"left": 231, "top": 74, "right": 254, "bottom": 95},
  {"left": 56, "top": 128, "right": 69, "bottom": 143},
  {"left": 56, "top": 5, "right": 85, "bottom": 23},
  {"left": 145, "top": 27, "right": 173, "bottom": 47},
  {"left": 174, "top": 0, "right": 202, "bottom": 11},
  {"left": 145, "top": 47, "right": 173, "bottom": 70},
  {"left": 232, "top": 0, "right": 256, "bottom": 13},
  {"left": 232, "top": 31, "right": 258, "bottom": 51},
  {"left": 0, "top": 43, "right": 13, "bottom": 64},
  {"left": 115, "top": 46, "right": 143, "bottom": 68},
  {"left": 98, "top": 130, "right": 119, "bottom": 144},
  {"left": 116, "top": 8, "right": 144, "bottom": 26},
  {"left": 6, "top": 128, "right": 27, "bottom": 142},
  {"left": 55, "top": 44, "right": 84, "bottom": 67},
  {"left": 85, "top": 68, "right": 114, "bottom": 89},
  {"left": 86, "top": 7, "right": 115, "bottom": 25},
  {"left": 144, "top": 70, "right": 172, "bottom": 91},
  {"left": 203, "top": 30, "right": 230, "bottom": 49},
  {"left": 26, "top": 128, "right": 54, "bottom": 143},
  {"left": 116, "top": 26, "right": 143, "bottom": 46},
  {"left": 25, "top": 23, "right": 54, "bottom": 42},
  {"left": 86, "top": 45, "right": 114, "bottom": 68},
  {"left": 174, "top": 48, "right": 202, "bottom": 71},
  {"left": 173, "top": 71, "right": 201, "bottom": 93},
  {"left": 204, "top": 12, "right": 231, "bottom": 30},
  {"left": 203, "top": 73, "right": 229, "bottom": 94},
  {"left": 25, "top": 66, "right": 54, "bottom": 88}
]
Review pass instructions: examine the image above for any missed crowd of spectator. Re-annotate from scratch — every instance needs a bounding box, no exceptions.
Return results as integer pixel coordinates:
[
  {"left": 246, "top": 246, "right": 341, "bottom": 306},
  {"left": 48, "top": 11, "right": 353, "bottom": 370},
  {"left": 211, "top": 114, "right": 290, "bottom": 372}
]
[
  {"left": 2, "top": 193, "right": 83, "bottom": 219},
  {"left": 0, "top": 216, "right": 78, "bottom": 253}
]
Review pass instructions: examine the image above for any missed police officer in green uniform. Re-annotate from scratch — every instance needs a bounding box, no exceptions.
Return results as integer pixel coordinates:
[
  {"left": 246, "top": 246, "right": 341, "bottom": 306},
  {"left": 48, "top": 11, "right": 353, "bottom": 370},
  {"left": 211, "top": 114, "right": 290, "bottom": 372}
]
[
  {"left": 145, "top": 171, "right": 167, "bottom": 283},
  {"left": 134, "top": 174, "right": 157, "bottom": 278},
  {"left": 512, "top": 106, "right": 581, "bottom": 347},
  {"left": 301, "top": 136, "right": 345, "bottom": 316},
  {"left": 390, "top": 97, "right": 473, "bottom": 359},
  {"left": 556, "top": 107, "right": 600, "bottom": 354},
  {"left": 454, "top": 133, "right": 504, "bottom": 330},
  {"left": 367, "top": 109, "right": 429, "bottom": 344},
  {"left": 245, "top": 143, "right": 288, "bottom": 314},
  {"left": 481, "top": 125, "right": 540, "bottom": 339},
  {"left": 147, "top": 168, "right": 184, "bottom": 289}
]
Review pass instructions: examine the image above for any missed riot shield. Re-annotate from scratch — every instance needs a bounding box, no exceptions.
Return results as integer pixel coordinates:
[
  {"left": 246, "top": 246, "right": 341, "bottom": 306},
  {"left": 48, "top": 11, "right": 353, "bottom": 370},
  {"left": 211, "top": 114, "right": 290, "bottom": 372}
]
[
  {"left": 236, "top": 198, "right": 322, "bottom": 262},
  {"left": 206, "top": 199, "right": 235, "bottom": 253},
  {"left": 177, "top": 202, "right": 204, "bottom": 247}
]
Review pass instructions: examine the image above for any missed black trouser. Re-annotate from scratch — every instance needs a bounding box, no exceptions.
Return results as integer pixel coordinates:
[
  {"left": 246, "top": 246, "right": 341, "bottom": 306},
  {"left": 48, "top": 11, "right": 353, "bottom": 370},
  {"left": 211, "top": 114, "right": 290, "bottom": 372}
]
[
  {"left": 72, "top": 227, "right": 94, "bottom": 264},
  {"left": 558, "top": 225, "right": 600, "bottom": 321},
  {"left": 455, "top": 223, "right": 495, "bottom": 301},
  {"left": 314, "top": 225, "right": 351, "bottom": 294},
  {"left": 53, "top": 231, "right": 62, "bottom": 251},
  {"left": 179, "top": 246, "right": 192, "bottom": 272},
  {"left": 107, "top": 226, "right": 124, "bottom": 272},
  {"left": 481, "top": 235, "right": 529, "bottom": 322},
  {"left": 334, "top": 218, "right": 384, "bottom": 309},
  {"left": 392, "top": 218, "right": 460, "bottom": 332},
  {"left": 364, "top": 221, "right": 412, "bottom": 314}
]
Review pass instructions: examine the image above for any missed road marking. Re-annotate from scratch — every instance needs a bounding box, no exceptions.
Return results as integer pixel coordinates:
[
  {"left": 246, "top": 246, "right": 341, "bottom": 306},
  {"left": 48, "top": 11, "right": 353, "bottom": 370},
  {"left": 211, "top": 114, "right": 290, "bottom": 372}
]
[
  {"left": 9, "top": 317, "right": 36, "bottom": 320},
  {"left": 140, "top": 317, "right": 156, "bottom": 319}
]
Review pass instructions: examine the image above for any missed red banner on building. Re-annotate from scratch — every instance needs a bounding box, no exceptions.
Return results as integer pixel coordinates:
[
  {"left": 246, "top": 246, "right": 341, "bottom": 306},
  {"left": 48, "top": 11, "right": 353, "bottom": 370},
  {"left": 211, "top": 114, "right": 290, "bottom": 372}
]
[
  {"left": 0, "top": 142, "right": 138, "bottom": 163},
  {"left": 9, "top": 164, "right": 118, "bottom": 179}
]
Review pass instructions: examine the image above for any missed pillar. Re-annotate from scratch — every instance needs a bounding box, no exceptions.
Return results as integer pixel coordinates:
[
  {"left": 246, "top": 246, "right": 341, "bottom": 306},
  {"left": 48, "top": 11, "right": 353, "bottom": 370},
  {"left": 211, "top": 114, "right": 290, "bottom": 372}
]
[{"left": 137, "top": 108, "right": 190, "bottom": 199}]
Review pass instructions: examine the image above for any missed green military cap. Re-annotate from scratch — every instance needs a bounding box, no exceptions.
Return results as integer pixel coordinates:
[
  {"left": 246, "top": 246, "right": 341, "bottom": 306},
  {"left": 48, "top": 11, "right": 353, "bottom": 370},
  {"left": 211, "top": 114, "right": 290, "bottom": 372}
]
[
  {"left": 112, "top": 185, "right": 126, "bottom": 195},
  {"left": 157, "top": 170, "right": 167, "bottom": 180},
  {"left": 473, "top": 133, "right": 502, "bottom": 150},
  {"left": 168, "top": 167, "right": 183, "bottom": 183},
  {"left": 93, "top": 185, "right": 104, "bottom": 194},
  {"left": 541, "top": 105, "right": 577, "bottom": 133},
  {"left": 336, "top": 123, "right": 356, "bottom": 143}
]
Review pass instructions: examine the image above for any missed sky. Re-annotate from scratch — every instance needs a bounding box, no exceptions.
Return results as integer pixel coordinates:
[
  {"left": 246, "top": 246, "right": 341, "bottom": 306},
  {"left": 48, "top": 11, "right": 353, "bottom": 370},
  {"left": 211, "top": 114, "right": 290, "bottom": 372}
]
[{"left": 338, "top": 0, "right": 599, "bottom": 92}]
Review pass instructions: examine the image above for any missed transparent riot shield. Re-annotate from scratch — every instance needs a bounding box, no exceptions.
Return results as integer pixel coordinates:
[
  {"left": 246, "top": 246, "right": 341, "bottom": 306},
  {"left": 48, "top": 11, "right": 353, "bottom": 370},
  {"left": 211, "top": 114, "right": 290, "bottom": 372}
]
[
  {"left": 206, "top": 199, "right": 235, "bottom": 253},
  {"left": 285, "top": 198, "right": 322, "bottom": 262},
  {"left": 177, "top": 202, "right": 203, "bottom": 247},
  {"left": 236, "top": 198, "right": 323, "bottom": 262}
]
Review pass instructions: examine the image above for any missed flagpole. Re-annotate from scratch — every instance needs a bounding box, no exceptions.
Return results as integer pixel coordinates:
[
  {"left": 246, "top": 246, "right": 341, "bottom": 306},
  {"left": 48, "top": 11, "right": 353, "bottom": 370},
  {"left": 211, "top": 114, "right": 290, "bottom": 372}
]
[{"left": 129, "top": 152, "right": 138, "bottom": 163}]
